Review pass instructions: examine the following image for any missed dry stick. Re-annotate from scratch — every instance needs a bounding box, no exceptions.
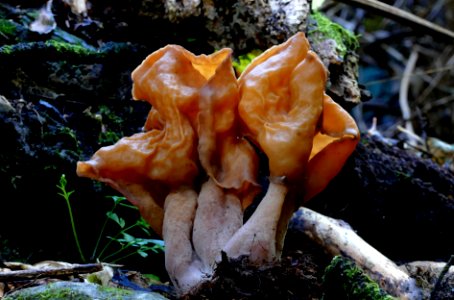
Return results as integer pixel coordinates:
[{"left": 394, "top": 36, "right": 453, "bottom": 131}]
[
  {"left": 293, "top": 207, "right": 423, "bottom": 299},
  {"left": 0, "top": 263, "right": 102, "bottom": 282},
  {"left": 417, "top": 54, "right": 454, "bottom": 106},
  {"left": 364, "top": 66, "right": 454, "bottom": 87},
  {"left": 335, "top": 0, "right": 454, "bottom": 40},
  {"left": 430, "top": 254, "right": 454, "bottom": 300},
  {"left": 399, "top": 48, "right": 418, "bottom": 147},
  {"left": 423, "top": 94, "right": 454, "bottom": 113}
]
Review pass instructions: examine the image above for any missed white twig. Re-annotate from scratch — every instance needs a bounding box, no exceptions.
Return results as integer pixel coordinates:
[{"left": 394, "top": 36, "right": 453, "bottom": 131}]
[
  {"left": 292, "top": 207, "right": 423, "bottom": 299},
  {"left": 399, "top": 48, "right": 419, "bottom": 147}
]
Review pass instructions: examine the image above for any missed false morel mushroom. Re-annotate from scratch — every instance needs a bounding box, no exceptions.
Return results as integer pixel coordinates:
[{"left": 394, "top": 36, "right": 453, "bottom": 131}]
[{"left": 77, "top": 32, "right": 360, "bottom": 295}]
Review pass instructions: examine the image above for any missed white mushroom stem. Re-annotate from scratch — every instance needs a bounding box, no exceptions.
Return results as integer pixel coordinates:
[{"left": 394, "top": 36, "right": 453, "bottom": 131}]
[
  {"left": 292, "top": 207, "right": 423, "bottom": 300},
  {"left": 192, "top": 178, "right": 243, "bottom": 270},
  {"left": 223, "top": 180, "right": 288, "bottom": 263},
  {"left": 162, "top": 188, "right": 205, "bottom": 294}
]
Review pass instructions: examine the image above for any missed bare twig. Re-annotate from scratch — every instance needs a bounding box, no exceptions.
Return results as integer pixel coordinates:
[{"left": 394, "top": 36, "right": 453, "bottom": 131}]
[
  {"left": 399, "top": 48, "right": 418, "bottom": 146},
  {"left": 292, "top": 207, "right": 423, "bottom": 299},
  {"left": 364, "top": 66, "right": 454, "bottom": 87},
  {"left": 423, "top": 94, "right": 454, "bottom": 112},
  {"left": 430, "top": 254, "right": 454, "bottom": 300},
  {"left": 417, "top": 52, "right": 454, "bottom": 105},
  {"left": 0, "top": 263, "right": 102, "bottom": 282},
  {"left": 335, "top": 0, "right": 454, "bottom": 40}
]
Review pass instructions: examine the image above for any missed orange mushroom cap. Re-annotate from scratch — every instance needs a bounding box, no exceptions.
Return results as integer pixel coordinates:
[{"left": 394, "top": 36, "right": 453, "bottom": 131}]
[
  {"left": 238, "top": 32, "right": 325, "bottom": 181},
  {"left": 238, "top": 32, "right": 359, "bottom": 198},
  {"left": 197, "top": 49, "right": 260, "bottom": 208},
  {"left": 77, "top": 32, "right": 359, "bottom": 236},
  {"left": 303, "top": 94, "right": 359, "bottom": 201},
  {"left": 77, "top": 45, "right": 260, "bottom": 235}
]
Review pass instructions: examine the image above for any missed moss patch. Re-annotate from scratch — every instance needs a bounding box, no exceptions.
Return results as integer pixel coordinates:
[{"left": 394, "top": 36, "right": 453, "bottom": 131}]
[
  {"left": 2, "top": 282, "right": 161, "bottom": 300},
  {"left": 5, "top": 286, "right": 91, "bottom": 300},
  {"left": 0, "top": 19, "right": 16, "bottom": 36},
  {"left": 323, "top": 256, "right": 396, "bottom": 300},
  {"left": 308, "top": 11, "right": 360, "bottom": 57}
]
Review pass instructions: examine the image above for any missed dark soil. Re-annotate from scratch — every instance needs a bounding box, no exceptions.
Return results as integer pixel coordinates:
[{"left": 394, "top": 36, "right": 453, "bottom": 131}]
[{"left": 185, "top": 230, "right": 331, "bottom": 300}]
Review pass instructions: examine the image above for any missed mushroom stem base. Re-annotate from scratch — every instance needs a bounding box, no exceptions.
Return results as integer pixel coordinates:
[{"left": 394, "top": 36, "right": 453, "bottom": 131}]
[
  {"left": 193, "top": 178, "right": 243, "bottom": 270},
  {"left": 222, "top": 181, "right": 288, "bottom": 264},
  {"left": 163, "top": 188, "right": 205, "bottom": 294}
]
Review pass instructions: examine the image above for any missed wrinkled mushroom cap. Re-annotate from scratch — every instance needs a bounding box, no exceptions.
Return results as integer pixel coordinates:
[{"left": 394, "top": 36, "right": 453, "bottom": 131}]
[
  {"left": 77, "top": 45, "right": 260, "bottom": 234},
  {"left": 238, "top": 32, "right": 359, "bottom": 198},
  {"left": 303, "top": 94, "right": 359, "bottom": 201},
  {"left": 238, "top": 32, "right": 325, "bottom": 181},
  {"left": 77, "top": 32, "right": 359, "bottom": 237}
]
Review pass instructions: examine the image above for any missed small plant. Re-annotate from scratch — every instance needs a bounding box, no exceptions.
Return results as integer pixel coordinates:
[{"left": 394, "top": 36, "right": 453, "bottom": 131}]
[
  {"left": 57, "top": 174, "right": 164, "bottom": 264},
  {"left": 92, "top": 195, "right": 165, "bottom": 263},
  {"left": 56, "top": 174, "right": 86, "bottom": 262}
]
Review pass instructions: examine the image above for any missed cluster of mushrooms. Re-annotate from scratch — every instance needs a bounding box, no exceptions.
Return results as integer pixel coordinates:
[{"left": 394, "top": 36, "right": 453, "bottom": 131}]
[{"left": 77, "top": 32, "right": 360, "bottom": 295}]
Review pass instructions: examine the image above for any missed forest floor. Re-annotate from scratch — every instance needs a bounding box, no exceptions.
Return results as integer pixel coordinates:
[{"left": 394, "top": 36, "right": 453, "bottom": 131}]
[{"left": 1, "top": 0, "right": 454, "bottom": 299}]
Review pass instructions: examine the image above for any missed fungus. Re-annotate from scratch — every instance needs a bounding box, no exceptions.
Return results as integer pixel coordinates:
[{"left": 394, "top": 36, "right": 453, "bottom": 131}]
[
  {"left": 77, "top": 44, "right": 259, "bottom": 293},
  {"left": 224, "top": 32, "right": 360, "bottom": 263},
  {"left": 77, "top": 32, "right": 359, "bottom": 295}
]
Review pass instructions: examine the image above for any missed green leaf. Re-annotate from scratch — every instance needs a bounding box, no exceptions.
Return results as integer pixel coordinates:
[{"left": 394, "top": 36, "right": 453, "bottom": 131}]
[
  {"left": 107, "top": 195, "right": 126, "bottom": 205},
  {"left": 148, "top": 239, "right": 165, "bottom": 248},
  {"left": 121, "top": 232, "right": 135, "bottom": 243},
  {"left": 137, "top": 217, "right": 151, "bottom": 228},
  {"left": 106, "top": 212, "right": 125, "bottom": 228},
  {"left": 143, "top": 274, "right": 161, "bottom": 282},
  {"left": 140, "top": 227, "right": 150, "bottom": 235},
  {"left": 137, "top": 250, "right": 148, "bottom": 258}
]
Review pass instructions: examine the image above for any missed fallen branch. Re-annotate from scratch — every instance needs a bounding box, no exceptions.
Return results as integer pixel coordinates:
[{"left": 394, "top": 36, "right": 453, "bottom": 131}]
[
  {"left": 0, "top": 263, "right": 102, "bottom": 282},
  {"left": 336, "top": 0, "right": 454, "bottom": 40},
  {"left": 291, "top": 207, "right": 423, "bottom": 299}
]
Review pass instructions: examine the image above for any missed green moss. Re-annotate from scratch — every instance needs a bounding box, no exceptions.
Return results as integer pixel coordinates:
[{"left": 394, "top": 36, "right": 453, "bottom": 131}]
[
  {"left": 98, "top": 130, "right": 121, "bottom": 145},
  {"left": 95, "top": 105, "right": 124, "bottom": 145},
  {"left": 0, "top": 41, "right": 95, "bottom": 60},
  {"left": 98, "top": 105, "right": 123, "bottom": 125},
  {"left": 0, "top": 40, "right": 97, "bottom": 61},
  {"left": 1, "top": 44, "right": 13, "bottom": 54},
  {"left": 323, "top": 256, "right": 396, "bottom": 300},
  {"left": 44, "top": 40, "right": 97, "bottom": 56},
  {"left": 98, "top": 286, "right": 133, "bottom": 296},
  {"left": 309, "top": 11, "right": 360, "bottom": 57},
  {"left": 0, "top": 19, "right": 16, "bottom": 36},
  {"left": 7, "top": 287, "right": 91, "bottom": 300},
  {"left": 3, "top": 283, "right": 136, "bottom": 300},
  {"left": 0, "top": 38, "right": 138, "bottom": 64},
  {"left": 233, "top": 49, "right": 262, "bottom": 75}
]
